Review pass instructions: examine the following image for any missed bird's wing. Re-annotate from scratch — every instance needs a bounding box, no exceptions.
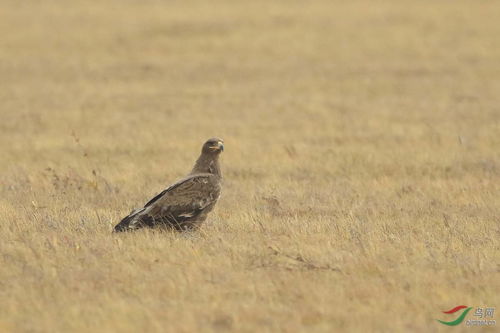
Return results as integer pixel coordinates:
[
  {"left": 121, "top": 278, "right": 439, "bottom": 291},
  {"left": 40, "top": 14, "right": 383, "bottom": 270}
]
[
  {"left": 147, "top": 173, "right": 220, "bottom": 210},
  {"left": 114, "top": 173, "right": 220, "bottom": 231}
]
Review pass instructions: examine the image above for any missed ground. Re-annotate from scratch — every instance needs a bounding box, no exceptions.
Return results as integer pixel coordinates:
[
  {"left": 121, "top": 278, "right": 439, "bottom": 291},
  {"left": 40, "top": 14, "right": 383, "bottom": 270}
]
[{"left": 0, "top": 0, "right": 499, "bottom": 332}]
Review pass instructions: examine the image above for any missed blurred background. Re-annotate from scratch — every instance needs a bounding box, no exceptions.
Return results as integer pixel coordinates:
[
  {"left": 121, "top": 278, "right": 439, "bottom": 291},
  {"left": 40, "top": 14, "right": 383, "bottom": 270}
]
[{"left": 2, "top": 0, "right": 498, "bottom": 178}]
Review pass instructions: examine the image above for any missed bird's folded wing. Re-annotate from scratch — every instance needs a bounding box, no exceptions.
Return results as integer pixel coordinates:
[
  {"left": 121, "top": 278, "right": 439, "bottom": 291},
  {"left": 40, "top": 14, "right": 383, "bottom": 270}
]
[
  {"left": 114, "top": 173, "right": 220, "bottom": 231},
  {"left": 144, "top": 173, "right": 220, "bottom": 216}
]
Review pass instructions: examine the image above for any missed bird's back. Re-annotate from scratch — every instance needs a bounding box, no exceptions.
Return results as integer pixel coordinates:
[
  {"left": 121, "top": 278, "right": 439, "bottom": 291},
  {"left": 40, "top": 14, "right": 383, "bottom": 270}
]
[{"left": 114, "top": 173, "right": 221, "bottom": 232}]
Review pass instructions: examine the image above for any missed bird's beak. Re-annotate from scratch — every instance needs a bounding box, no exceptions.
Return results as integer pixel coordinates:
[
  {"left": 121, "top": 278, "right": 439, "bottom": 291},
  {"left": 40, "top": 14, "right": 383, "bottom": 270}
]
[{"left": 208, "top": 141, "right": 224, "bottom": 152}]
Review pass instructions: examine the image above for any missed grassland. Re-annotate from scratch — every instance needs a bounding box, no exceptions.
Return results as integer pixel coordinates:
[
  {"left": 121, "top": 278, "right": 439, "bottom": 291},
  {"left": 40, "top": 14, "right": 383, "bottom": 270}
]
[{"left": 1, "top": 0, "right": 499, "bottom": 332}]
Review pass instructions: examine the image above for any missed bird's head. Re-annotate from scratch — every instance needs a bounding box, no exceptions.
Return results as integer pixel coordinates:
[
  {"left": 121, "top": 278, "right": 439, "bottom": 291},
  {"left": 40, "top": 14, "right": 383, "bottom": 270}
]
[{"left": 202, "top": 137, "right": 224, "bottom": 155}]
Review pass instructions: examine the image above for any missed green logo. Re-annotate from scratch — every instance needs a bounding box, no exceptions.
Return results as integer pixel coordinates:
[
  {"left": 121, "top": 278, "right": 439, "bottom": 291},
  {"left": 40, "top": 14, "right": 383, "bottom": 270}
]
[{"left": 437, "top": 305, "right": 472, "bottom": 326}]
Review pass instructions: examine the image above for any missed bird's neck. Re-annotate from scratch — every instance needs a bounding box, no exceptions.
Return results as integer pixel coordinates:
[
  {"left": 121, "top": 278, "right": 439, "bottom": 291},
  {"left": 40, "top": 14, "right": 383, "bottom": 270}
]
[{"left": 191, "top": 153, "right": 221, "bottom": 177}]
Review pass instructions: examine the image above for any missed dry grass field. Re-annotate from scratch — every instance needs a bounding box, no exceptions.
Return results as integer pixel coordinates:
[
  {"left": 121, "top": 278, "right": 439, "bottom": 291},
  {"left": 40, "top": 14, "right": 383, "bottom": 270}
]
[{"left": 1, "top": 0, "right": 499, "bottom": 332}]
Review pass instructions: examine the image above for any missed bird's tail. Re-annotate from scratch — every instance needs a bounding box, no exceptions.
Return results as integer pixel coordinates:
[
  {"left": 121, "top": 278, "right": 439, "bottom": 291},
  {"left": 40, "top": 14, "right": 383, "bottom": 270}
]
[{"left": 113, "top": 208, "right": 151, "bottom": 232}]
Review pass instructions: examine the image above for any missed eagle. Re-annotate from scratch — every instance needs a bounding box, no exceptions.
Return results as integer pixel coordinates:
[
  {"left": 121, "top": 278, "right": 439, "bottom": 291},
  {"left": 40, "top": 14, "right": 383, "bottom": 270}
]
[{"left": 113, "top": 138, "right": 224, "bottom": 232}]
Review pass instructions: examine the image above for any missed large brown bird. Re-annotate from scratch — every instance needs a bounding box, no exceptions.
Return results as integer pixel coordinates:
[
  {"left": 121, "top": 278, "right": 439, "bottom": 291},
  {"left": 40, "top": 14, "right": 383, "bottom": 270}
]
[{"left": 113, "top": 138, "right": 224, "bottom": 232}]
